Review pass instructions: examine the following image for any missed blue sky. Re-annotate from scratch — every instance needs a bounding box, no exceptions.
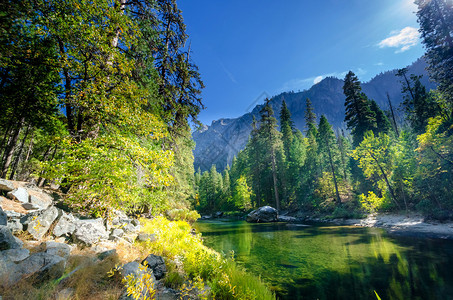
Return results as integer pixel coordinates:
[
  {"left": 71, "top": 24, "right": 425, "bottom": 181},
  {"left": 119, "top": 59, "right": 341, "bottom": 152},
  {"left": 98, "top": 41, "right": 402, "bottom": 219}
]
[{"left": 178, "top": 0, "right": 425, "bottom": 125}]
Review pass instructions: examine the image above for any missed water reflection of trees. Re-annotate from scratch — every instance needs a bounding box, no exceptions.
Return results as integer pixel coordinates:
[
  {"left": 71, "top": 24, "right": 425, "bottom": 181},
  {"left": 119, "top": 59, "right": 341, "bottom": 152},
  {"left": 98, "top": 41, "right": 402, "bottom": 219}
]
[{"left": 196, "top": 222, "right": 453, "bottom": 300}]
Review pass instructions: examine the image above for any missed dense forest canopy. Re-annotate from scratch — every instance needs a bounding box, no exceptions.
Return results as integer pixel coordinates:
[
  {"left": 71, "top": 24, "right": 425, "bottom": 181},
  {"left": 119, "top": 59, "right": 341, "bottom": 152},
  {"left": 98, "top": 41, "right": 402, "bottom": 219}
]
[
  {"left": 0, "top": 0, "right": 203, "bottom": 217},
  {"left": 195, "top": 0, "right": 453, "bottom": 219}
]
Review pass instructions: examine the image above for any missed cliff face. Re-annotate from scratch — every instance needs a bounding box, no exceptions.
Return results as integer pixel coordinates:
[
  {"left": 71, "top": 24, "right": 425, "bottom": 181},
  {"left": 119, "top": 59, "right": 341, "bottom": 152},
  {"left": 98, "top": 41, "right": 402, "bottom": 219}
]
[{"left": 193, "top": 58, "right": 436, "bottom": 172}]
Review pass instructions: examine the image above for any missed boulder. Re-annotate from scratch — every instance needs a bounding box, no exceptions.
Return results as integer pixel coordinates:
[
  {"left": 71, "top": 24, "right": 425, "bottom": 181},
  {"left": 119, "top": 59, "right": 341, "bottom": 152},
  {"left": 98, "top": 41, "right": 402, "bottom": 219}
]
[
  {"left": 53, "top": 212, "right": 77, "bottom": 237},
  {"left": 0, "top": 225, "right": 22, "bottom": 250},
  {"left": 0, "top": 207, "right": 6, "bottom": 226},
  {"left": 0, "top": 248, "right": 30, "bottom": 262},
  {"left": 18, "top": 252, "right": 67, "bottom": 284},
  {"left": 246, "top": 206, "right": 278, "bottom": 223},
  {"left": 156, "top": 288, "right": 179, "bottom": 300},
  {"left": 20, "top": 206, "right": 60, "bottom": 240},
  {"left": 122, "top": 223, "right": 137, "bottom": 233},
  {"left": 5, "top": 210, "right": 23, "bottom": 218},
  {"left": 43, "top": 241, "right": 71, "bottom": 259},
  {"left": 7, "top": 187, "right": 29, "bottom": 203},
  {"left": 109, "top": 228, "right": 124, "bottom": 241},
  {"left": 142, "top": 254, "right": 167, "bottom": 280},
  {"left": 0, "top": 252, "right": 66, "bottom": 287},
  {"left": 0, "top": 179, "right": 15, "bottom": 192},
  {"left": 215, "top": 211, "right": 224, "bottom": 218},
  {"left": 7, "top": 219, "right": 23, "bottom": 233},
  {"left": 120, "top": 261, "right": 156, "bottom": 300},
  {"left": 73, "top": 218, "right": 108, "bottom": 245},
  {"left": 131, "top": 219, "right": 140, "bottom": 226},
  {"left": 277, "top": 215, "right": 299, "bottom": 223},
  {"left": 28, "top": 190, "right": 53, "bottom": 210},
  {"left": 97, "top": 249, "right": 117, "bottom": 261},
  {"left": 136, "top": 233, "right": 156, "bottom": 242}
]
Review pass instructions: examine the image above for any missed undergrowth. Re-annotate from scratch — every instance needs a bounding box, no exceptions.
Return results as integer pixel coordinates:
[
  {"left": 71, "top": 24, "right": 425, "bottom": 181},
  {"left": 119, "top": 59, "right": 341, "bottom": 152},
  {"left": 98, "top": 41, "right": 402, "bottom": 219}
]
[{"left": 138, "top": 216, "right": 275, "bottom": 300}]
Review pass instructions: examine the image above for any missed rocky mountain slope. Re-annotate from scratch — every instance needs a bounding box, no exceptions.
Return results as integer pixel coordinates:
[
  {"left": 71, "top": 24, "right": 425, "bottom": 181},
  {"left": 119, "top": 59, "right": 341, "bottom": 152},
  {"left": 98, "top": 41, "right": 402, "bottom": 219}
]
[{"left": 193, "top": 58, "right": 436, "bottom": 172}]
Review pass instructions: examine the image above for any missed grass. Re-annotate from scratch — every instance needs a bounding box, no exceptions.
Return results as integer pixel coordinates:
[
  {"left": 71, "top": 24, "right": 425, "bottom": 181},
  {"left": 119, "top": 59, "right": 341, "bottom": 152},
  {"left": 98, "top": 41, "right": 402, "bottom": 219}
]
[{"left": 138, "top": 216, "right": 275, "bottom": 300}]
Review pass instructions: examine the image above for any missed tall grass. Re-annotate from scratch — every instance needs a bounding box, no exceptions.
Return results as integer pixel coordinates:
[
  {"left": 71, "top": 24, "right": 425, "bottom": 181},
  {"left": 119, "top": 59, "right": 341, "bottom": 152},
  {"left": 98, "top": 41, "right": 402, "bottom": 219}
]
[{"left": 139, "top": 216, "right": 275, "bottom": 300}]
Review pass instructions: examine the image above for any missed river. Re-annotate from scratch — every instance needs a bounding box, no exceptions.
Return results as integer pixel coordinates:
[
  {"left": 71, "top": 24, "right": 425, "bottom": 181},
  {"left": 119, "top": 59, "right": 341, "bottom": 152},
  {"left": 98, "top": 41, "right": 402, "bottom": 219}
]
[{"left": 194, "top": 220, "right": 453, "bottom": 300}]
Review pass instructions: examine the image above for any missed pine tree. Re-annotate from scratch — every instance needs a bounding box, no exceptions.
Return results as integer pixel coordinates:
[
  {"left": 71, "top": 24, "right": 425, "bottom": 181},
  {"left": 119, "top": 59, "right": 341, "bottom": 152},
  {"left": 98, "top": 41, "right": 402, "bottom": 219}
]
[
  {"left": 369, "top": 100, "right": 392, "bottom": 135},
  {"left": 343, "top": 71, "right": 377, "bottom": 146},
  {"left": 304, "top": 98, "right": 316, "bottom": 134},
  {"left": 416, "top": 0, "right": 453, "bottom": 105},
  {"left": 258, "top": 99, "right": 285, "bottom": 211},
  {"left": 317, "top": 116, "right": 342, "bottom": 205},
  {"left": 280, "top": 99, "right": 294, "bottom": 157}
]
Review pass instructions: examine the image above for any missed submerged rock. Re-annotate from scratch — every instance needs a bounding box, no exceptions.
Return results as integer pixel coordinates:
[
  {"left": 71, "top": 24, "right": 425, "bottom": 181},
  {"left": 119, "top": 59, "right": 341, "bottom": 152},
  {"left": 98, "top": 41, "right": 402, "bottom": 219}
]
[{"left": 246, "top": 206, "right": 278, "bottom": 223}]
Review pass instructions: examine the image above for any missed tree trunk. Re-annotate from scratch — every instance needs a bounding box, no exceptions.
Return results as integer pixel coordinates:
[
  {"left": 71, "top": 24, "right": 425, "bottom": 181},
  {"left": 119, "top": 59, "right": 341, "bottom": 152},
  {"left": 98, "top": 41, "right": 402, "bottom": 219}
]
[
  {"left": 368, "top": 150, "right": 401, "bottom": 210},
  {"left": 37, "top": 145, "right": 57, "bottom": 187},
  {"left": 270, "top": 148, "right": 280, "bottom": 211},
  {"left": 386, "top": 92, "right": 399, "bottom": 137},
  {"left": 24, "top": 130, "right": 35, "bottom": 163},
  {"left": 326, "top": 138, "right": 341, "bottom": 205},
  {"left": 0, "top": 121, "right": 13, "bottom": 158},
  {"left": 9, "top": 124, "right": 31, "bottom": 180},
  {"left": 1, "top": 117, "right": 24, "bottom": 178}
]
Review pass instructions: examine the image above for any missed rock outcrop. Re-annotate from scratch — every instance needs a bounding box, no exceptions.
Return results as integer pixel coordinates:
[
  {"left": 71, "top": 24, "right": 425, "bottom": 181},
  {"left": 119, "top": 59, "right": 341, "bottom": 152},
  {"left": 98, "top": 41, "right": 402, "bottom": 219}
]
[{"left": 246, "top": 206, "right": 278, "bottom": 223}]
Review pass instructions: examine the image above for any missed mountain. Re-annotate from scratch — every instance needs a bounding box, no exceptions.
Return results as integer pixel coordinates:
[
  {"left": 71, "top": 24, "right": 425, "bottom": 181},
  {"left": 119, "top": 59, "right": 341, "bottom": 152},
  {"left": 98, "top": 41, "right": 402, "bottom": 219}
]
[{"left": 193, "top": 58, "right": 436, "bottom": 172}]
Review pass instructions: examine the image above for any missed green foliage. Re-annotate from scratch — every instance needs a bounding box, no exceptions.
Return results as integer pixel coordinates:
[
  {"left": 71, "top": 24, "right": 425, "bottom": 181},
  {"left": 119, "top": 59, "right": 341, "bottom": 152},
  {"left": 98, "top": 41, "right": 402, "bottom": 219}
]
[
  {"left": 359, "top": 191, "right": 391, "bottom": 213},
  {"left": 139, "top": 217, "right": 275, "bottom": 300}
]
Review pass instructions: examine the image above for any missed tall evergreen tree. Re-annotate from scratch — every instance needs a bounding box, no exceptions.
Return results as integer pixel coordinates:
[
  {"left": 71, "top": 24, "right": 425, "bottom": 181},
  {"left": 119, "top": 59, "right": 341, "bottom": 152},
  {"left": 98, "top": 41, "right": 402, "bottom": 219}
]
[
  {"left": 343, "top": 71, "right": 377, "bottom": 146},
  {"left": 369, "top": 100, "right": 392, "bottom": 135},
  {"left": 258, "top": 99, "right": 285, "bottom": 211},
  {"left": 317, "top": 116, "right": 342, "bottom": 205},
  {"left": 280, "top": 99, "right": 295, "bottom": 157},
  {"left": 304, "top": 98, "right": 316, "bottom": 134},
  {"left": 416, "top": 0, "right": 453, "bottom": 106}
]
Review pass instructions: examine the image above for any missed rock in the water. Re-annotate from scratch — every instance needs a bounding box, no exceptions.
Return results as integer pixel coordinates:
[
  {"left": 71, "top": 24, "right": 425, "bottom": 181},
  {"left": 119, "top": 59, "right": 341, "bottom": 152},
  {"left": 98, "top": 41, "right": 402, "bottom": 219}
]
[
  {"left": 0, "top": 179, "right": 15, "bottom": 192},
  {"left": 142, "top": 254, "right": 166, "bottom": 280},
  {"left": 7, "top": 219, "right": 23, "bottom": 233},
  {"left": 0, "top": 207, "right": 6, "bottom": 226},
  {"left": 277, "top": 215, "right": 299, "bottom": 223},
  {"left": 215, "top": 211, "right": 224, "bottom": 218},
  {"left": 7, "top": 187, "right": 29, "bottom": 203},
  {"left": 20, "top": 206, "right": 60, "bottom": 240},
  {"left": 53, "top": 212, "right": 77, "bottom": 237},
  {"left": 0, "top": 247, "right": 30, "bottom": 262},
  {"left": 0, "top": 225, "right": 22, "bottom": 250},
  {"left": 43, "top": 241, "right": 71, "bottom": 259},
  {"left": 246, "top": 206, "right": 278, "bottom": 223},
  {"left": 73, "top": 218, "right": 108, "bottom": 245}
]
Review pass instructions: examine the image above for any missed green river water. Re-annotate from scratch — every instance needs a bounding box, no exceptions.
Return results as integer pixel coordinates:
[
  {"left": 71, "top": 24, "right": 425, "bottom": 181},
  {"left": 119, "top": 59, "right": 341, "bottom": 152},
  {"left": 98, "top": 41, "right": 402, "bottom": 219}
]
[{"left": 194, "top": 220, "right": 453, "bottom": 300}]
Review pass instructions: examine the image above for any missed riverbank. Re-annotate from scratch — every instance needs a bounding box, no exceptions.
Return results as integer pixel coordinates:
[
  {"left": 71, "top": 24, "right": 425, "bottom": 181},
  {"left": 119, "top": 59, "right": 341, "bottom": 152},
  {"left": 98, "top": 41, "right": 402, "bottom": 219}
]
[{"left": 303, "top": 212, "right": 453, "bottom": 240}]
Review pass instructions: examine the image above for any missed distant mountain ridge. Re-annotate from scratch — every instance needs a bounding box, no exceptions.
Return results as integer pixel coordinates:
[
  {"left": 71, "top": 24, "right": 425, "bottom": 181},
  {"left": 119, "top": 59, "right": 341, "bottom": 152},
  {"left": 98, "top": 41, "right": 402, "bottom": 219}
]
[{"left": 193, "top": 58, "right": 436, "bottom": 172}]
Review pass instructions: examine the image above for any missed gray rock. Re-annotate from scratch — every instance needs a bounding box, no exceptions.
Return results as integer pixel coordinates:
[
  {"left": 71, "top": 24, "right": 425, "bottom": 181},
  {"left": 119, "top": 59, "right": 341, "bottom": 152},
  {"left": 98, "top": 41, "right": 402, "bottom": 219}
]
[
  {"left": 142, "top": 254, "right": 166, "bottom": 280},
  {"left": 246, "top": 206, "right": 278, "bottom": 223},
  {"left": 55, "top": 288, "right": 74, "bottom": 300},
  {"left": 109, "top": 228, "right": 124, "bottom": 240},
  {"left": 5, "top": 210, "right": 22, "bottom": 218},
  {"left": 6, "top": 187, "right": 29, "bottom": 203},
  {"left": 277, "top": 215, "right": 299, "bottom": 223},
  {"left": 0, "top": 248, "right": 29, "bottom": 262},
  {"left": 20, "top": 206, "right": 60, "bottom": 240},
  {"left": 97, "top": 249, "right": 116, "bottom": 260},
  {"left": 123, "top": 233, "right": 138, "bottom": 244},
  {"left": 0, "top": 252, "right": 66, "bottom": 287},
  {"left": 22, "top": 202, "right": 41, "bottom": 210},
  {"left": 0, "top": 179, "right": 15, "bottom": 192},
  {"left": 6, "top": 219, "right": 23, "bottom": 233},
  {"left": 18, "top": 252, "right": 66, "bottom": 284},
  {"left": 0, "top": 225, "right": 22, "bottom": 250},
  {"left": 131, "top": 219, "right": 140, "bottom": 226},
  {"left": 156, "top": 288, "right": 179, "bottom": 300},
  {"left": 29, "top": 194, "right": 52, "bottom": 210},
  {"left": 73, "top": 218, "right": 108, "bottom": 245},
  {"left": 44, "top": 241, "right": 71, "bottom": 259},
  {"left": 120, "top": 261, "right": 156, "bottom": 300},
  {"left": 123, "top": 223, "right": 137, "bottom": 233},
  {"left": 0, "top": 207, "right": 6, "bottom": 226},
  {"left": 136, "top": 233, "right": 156, "bottom": 242},
  {"left": 53, "top": 212, "right": 77, "bottom": 237}
]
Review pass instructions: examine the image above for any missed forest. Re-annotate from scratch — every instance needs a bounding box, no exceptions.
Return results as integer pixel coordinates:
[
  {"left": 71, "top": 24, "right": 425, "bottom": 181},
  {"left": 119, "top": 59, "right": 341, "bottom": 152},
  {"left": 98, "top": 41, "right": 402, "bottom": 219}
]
[
  {"left": 0, "top": 0, "right": 203, "bottom": 218},
  {"left": 194, "top": 0, "right": 453, "bottom": 219}
]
